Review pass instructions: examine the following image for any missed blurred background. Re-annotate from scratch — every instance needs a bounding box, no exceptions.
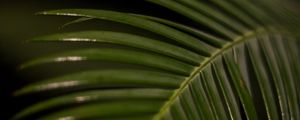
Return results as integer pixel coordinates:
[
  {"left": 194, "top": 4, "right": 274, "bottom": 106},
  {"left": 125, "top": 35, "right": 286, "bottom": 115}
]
[{"left": 0, "top": 0, "right": 299, "bottom": 119}]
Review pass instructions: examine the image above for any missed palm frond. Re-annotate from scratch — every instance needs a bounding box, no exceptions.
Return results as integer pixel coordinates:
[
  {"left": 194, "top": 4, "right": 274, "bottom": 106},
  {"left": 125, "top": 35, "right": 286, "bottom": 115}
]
[{"left": 12, "top": 0, "right": 300, "bottom": 120}]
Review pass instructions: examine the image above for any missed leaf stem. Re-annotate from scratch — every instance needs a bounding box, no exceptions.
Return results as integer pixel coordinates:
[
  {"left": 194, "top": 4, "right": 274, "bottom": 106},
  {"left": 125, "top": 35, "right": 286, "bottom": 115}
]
[{"left": 153, "top": 27, "right": 268, "bottom": 120}]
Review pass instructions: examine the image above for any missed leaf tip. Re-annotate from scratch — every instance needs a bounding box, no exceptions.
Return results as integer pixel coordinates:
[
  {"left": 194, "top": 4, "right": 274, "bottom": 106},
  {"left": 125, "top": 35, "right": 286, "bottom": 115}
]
[
  {"left": 34, "top": 10, "right": 66, "bottom": 16},
  {"left": 34, "top": 11, "right": 49, "bottom": 15},
  {"left": 18, "top": 64, "right": 28, "bottom": 70}
]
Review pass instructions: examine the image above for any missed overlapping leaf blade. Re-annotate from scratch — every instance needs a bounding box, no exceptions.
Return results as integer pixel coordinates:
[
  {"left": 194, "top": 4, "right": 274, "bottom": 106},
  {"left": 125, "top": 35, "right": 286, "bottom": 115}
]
[
  {"left": 20, "top": 48, "right": 195, "bottom": 75},
  {"left": 30, "top": 31, "right": 204, "bottom": 65},
  {"left": 13, "top": 88, "right": 172, "bottom": 120},
  {"left": 37, "top": 9, "right": 215, "bottom": 56}
]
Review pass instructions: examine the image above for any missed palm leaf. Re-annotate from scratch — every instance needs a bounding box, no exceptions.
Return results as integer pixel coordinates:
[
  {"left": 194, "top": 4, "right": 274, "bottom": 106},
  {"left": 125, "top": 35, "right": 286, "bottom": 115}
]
[{"left": 12, "top": 0, "right": 300, "bottom": 120}]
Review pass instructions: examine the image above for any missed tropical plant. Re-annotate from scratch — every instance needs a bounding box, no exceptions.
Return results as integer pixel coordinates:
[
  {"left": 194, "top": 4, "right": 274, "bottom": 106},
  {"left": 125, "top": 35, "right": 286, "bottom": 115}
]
[{"left": 10, "top": 0, "right": 300, "bottom": 120}]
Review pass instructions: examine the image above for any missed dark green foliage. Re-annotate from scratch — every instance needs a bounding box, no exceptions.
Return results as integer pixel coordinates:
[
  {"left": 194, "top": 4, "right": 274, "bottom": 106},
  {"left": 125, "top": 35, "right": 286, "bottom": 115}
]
[{"left": 11, "top": 0, "right": 300, "bottom": 120}]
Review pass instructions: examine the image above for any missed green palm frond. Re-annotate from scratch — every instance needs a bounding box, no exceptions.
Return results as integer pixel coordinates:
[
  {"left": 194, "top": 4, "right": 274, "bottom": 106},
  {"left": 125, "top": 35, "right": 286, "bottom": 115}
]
[{"left": 12, "top": 0, "right": 300, "bottom": 120}]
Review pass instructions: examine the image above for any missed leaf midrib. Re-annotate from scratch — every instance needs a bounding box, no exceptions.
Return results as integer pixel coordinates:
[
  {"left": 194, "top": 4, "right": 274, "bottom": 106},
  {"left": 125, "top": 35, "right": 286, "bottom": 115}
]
[{"left": 153, "top": 27, "right": 269, "bottom": 120}]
